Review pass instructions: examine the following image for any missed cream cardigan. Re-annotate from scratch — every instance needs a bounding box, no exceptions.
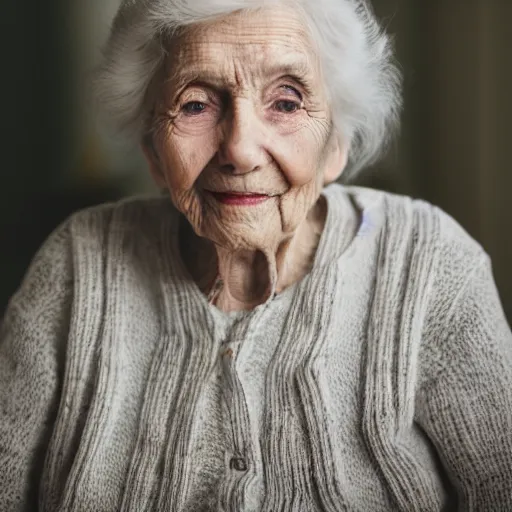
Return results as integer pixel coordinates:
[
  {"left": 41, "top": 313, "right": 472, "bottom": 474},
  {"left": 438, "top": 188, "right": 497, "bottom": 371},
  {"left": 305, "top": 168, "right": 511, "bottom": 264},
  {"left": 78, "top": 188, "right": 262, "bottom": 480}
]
[{"left": 1, "top": 184, "right": 511, "bottom": 511}]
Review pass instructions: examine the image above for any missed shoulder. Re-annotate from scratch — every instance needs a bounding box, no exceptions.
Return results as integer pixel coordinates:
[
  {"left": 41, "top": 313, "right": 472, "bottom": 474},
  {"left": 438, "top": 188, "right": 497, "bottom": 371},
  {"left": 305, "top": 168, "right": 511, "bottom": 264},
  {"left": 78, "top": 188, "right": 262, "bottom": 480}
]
[
  {"left": 334, "top": 184, "right": 489, "bottom": 313},
  {"left": 65, "top": 194, "right": 176, "bottom": 244},
  {"left": 344, "top": 190, "right": 506, "bottom": 376},
  {"left": 8, "top": 196, "right": 176, "bottom": 314},
  {"left": 338, "top": 184, "right": 487, "bottom": 267}
]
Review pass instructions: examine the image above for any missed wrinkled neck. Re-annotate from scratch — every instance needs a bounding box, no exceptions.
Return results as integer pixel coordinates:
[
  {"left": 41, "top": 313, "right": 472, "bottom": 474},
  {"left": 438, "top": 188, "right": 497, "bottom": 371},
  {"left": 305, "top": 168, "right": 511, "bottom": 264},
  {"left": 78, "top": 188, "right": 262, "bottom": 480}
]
[
  {"left": 209, "top": 247, "right": 276, "bottom": 311},
  {"left": 179, "top": 197, "right": 326, "bottom": 312}
]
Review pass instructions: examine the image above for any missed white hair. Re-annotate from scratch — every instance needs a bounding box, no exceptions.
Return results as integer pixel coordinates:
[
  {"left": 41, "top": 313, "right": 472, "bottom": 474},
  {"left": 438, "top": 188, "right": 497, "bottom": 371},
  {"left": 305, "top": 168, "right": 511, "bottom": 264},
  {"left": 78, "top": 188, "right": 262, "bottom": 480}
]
[{"left": 95, "top": 0, "right": 402, "bottom": 176}]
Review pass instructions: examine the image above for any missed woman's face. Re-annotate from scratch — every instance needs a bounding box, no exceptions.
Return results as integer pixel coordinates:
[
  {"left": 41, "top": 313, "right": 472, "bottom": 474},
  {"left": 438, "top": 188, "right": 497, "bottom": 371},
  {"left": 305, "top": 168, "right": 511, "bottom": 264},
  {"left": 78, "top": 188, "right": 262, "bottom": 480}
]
[{"left": 145, "top": 6, "right": 347, "bottom": 251}]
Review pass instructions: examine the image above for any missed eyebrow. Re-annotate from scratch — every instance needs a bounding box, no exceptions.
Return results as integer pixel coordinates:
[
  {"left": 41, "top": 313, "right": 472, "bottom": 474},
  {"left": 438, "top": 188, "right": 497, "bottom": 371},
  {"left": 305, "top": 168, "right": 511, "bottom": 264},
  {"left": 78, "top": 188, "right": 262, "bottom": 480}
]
[
  {"left": 168, "top": 56, "right": 315, "bottom": 94},
  {"left": 262, "top": 59, "right": 316, "bottom": 92},
  {"left": 262, "top": 58, "right": 313, "bottom": 81}
]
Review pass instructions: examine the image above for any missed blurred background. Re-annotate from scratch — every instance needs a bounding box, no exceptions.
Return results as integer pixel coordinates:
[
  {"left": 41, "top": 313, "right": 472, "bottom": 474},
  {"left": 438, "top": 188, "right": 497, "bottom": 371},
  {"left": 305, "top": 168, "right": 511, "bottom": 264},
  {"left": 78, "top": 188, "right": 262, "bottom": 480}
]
[{"left": 0, "top": 0, "right": 510, "bottom": 322}]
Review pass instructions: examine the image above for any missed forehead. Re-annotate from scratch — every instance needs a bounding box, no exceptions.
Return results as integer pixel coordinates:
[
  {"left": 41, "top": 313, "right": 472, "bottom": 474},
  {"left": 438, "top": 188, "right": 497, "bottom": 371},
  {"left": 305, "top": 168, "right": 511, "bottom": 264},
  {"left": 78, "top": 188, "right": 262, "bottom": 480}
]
[{"left": 167, "top": 7, "right": 320, "bottom": 87}]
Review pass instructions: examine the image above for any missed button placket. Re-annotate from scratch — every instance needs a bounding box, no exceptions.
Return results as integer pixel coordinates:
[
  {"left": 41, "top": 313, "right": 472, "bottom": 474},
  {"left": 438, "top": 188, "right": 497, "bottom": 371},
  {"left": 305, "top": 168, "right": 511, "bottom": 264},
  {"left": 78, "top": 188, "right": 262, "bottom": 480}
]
[
  {"left": 220, "top": 323, "right": 253, "bottom": 478},
  {"left": 217, "top": 308, "right": 273, "bottom": 509},
  {"left": 229, "top": 456, "right": 248, "bottom": 472}
]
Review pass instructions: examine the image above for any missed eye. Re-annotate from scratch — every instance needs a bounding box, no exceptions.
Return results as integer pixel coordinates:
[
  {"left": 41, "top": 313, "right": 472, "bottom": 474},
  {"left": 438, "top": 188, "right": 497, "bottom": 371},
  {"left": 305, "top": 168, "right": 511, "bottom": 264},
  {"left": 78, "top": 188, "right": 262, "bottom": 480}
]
[
  {"left": 274, "top": 100, "right": 301, "bottom": 113},
  {"left": 182, "top": 101, "right": 207, "bottom": 115},
  {"left": 272, "top": 85, "right": 302, "bottom": 114}
]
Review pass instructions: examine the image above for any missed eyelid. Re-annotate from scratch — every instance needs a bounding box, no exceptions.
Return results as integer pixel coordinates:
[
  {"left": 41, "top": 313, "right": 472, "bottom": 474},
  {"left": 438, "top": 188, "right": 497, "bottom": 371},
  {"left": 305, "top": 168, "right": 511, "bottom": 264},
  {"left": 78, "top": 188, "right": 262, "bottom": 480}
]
[
  {"left": 176, "top": 82, "right": 218, "bottom": 106},
  {"left": 280, "top": 84, "right": 302, "bottom": 99},
  {"left": 179, "top": 92, "right": 210, "bottom": 106},
  {"left": 279, "top": 72, "right": 313, "bottom": 94}
]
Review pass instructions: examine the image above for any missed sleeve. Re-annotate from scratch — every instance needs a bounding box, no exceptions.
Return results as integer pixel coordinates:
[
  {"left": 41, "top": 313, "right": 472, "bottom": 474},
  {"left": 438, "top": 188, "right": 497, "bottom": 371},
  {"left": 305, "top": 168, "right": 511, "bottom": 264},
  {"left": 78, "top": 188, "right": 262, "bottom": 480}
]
[
  {"left": 0, "top": 221, "right": 73, "bottom": 511},
  {"left": 416, "top": 256, "right": 512, "bottom": 511}
]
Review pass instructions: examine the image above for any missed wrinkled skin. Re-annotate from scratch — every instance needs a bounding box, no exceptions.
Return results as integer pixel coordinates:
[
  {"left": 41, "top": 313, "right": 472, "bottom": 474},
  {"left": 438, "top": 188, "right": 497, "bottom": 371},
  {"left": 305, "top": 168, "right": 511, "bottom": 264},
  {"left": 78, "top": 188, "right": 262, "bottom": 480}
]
[{"left": 143, "top": 7, "right": 348, "bottom": 311}]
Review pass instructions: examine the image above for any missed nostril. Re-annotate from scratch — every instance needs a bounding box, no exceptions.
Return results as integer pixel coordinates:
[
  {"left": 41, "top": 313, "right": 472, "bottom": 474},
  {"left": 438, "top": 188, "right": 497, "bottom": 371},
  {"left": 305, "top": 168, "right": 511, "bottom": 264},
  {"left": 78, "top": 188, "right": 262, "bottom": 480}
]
[
  {"left": 220, "top": 164, "right": 261, "bottom": 175},
  {"left": 219, "top": 164, "right": 236, "bottom": 174}
]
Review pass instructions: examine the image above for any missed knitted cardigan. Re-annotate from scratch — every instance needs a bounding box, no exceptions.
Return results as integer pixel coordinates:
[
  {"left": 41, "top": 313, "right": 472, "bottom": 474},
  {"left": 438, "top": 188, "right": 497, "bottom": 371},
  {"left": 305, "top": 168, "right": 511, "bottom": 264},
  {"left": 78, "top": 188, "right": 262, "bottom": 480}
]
[{"left": 1, "top": 184, "right": 511, "bottom": 512}]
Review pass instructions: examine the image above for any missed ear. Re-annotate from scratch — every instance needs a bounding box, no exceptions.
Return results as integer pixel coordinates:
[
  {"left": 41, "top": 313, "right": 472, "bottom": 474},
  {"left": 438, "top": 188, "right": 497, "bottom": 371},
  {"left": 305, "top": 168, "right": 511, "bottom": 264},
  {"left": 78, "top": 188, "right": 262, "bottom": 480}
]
[
  {"left": 141, "top": 135, "right": 167, "bottom": 189},
  {"left": 323, "top": 136, "right": 349, "bottom": 185}
]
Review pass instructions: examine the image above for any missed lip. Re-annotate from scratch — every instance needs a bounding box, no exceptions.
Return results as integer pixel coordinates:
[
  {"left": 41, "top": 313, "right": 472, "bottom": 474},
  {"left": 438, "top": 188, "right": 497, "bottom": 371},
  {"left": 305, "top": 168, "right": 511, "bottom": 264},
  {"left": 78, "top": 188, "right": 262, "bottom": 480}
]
[{"left": 209, "top": 191, "right": 272, "bottom": 206}]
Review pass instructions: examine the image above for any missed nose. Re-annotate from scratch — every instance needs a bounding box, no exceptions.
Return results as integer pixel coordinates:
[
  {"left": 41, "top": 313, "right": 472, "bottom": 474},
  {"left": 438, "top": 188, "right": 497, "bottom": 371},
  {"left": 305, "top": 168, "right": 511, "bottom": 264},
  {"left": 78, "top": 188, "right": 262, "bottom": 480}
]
[{"left": 217, "top": 99, "right": 268, "bottom": 175}]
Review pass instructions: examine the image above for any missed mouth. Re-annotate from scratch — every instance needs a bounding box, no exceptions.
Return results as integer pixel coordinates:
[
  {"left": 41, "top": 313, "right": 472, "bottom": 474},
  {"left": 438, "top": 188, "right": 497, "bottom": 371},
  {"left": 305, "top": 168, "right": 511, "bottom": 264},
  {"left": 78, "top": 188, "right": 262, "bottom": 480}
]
[{"left": 208, "top": 191, "right": 273, "bottom": 206}]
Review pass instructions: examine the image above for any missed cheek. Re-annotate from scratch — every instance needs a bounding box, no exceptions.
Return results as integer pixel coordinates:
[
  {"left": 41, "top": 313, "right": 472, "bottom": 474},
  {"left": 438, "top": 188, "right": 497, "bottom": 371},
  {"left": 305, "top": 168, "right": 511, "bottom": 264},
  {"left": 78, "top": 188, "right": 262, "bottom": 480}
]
[
  {"left": 270, "top": 127, "right": 328, "bottom": 232},
  {"left": 278, "top": 181, "right": 322, "bottom": 233},
  {"left": 272, "top": 125, "right": 328, "bottom": 187},
  {"left": 160, "top": 133, "right": 218, "bottom": 192},
  {"left": 157, "top": 131, "right": 218, "bottom": 228}
]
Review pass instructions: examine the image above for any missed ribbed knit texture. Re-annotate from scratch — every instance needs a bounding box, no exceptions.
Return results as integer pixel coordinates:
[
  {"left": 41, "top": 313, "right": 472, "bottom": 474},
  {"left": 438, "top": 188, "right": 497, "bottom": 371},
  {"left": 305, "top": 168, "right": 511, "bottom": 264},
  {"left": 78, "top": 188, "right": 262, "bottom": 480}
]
[{"left": 1, "top": 184, "right": 511, "bottom": 512}]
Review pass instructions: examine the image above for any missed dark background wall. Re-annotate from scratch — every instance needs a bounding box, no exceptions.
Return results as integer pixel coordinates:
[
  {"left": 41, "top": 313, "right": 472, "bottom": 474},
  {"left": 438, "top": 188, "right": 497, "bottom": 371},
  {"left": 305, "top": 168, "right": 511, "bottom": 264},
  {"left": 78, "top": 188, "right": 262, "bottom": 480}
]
[
  {"left": 1, "top": 0, "right": 511, "bottom": 322},
  {"left": 368, "top": 0, "right": 512, "bottom": 323},
  {"left": 1, "top": 0, "right": 70, "bottom": 311}
]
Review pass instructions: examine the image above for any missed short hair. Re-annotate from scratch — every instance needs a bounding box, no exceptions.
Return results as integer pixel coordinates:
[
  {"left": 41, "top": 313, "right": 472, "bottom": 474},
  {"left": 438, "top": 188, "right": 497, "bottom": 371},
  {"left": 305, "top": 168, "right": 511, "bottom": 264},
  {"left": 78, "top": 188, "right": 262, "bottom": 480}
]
[{"left": 95, "top": 0, "right": 402, "bottom": 177}]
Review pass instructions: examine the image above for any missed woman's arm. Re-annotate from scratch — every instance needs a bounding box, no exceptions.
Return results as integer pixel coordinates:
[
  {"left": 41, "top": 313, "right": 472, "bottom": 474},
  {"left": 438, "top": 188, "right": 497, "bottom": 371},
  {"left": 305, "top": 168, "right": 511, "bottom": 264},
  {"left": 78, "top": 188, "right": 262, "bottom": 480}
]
[
  {"left": 416, "top": 256, "right": 512, "bottom": 511},
  {"left": 0, "top": 222, "right": 73, "bottom": 511}
]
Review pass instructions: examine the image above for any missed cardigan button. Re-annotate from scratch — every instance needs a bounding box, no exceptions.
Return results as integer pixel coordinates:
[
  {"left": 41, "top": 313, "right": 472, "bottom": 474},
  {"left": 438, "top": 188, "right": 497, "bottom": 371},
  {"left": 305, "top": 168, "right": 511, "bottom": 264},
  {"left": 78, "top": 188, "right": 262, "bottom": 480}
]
[{"left": 229, "top": 457, "right": 248, "bottom": 472}]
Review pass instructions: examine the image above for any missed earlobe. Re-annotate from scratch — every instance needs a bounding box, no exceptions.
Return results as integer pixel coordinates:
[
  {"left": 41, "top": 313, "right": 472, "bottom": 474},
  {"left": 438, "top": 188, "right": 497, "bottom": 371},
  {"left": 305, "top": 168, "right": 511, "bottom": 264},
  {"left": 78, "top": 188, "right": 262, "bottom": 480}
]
[
  {"left": 323, "top": 137, "right": 349, "bottom": 185},
  {"left": 141, "top": 137, "right": 167, "bottom": 189}
]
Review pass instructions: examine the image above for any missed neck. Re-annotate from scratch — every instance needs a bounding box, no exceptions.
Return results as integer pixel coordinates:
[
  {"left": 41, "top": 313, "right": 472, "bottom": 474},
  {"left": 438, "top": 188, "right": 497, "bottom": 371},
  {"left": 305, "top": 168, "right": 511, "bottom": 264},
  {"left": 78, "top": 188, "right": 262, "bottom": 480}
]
[{"left": 180, "top": 196, "right": 327, "bottom": 312}]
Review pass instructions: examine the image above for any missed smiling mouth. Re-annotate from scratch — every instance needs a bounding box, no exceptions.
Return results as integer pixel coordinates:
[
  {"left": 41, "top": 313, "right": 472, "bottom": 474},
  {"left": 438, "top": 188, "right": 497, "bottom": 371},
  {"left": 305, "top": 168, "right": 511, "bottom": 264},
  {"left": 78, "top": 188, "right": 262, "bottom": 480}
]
[{"left": 208, "top": 191, "right": 273, "bottom": 206}]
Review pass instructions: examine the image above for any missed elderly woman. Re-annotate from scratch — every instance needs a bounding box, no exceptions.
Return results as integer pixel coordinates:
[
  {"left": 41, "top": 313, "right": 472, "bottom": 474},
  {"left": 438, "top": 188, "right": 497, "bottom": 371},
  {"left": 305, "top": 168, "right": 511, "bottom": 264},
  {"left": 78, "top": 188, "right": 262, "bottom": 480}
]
[{"left": 1, "top": 0, "right": 512, "bottom": 510}]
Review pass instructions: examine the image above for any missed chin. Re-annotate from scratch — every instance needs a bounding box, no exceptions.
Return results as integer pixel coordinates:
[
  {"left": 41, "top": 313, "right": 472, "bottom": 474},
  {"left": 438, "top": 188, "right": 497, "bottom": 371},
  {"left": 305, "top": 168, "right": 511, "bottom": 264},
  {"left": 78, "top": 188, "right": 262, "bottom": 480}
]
[
  {"left": 194, "top": 197, "right": 284, "bottom": 252},
  {"left": 203, "top": 219, "right": 283, "bottom": 253}
]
